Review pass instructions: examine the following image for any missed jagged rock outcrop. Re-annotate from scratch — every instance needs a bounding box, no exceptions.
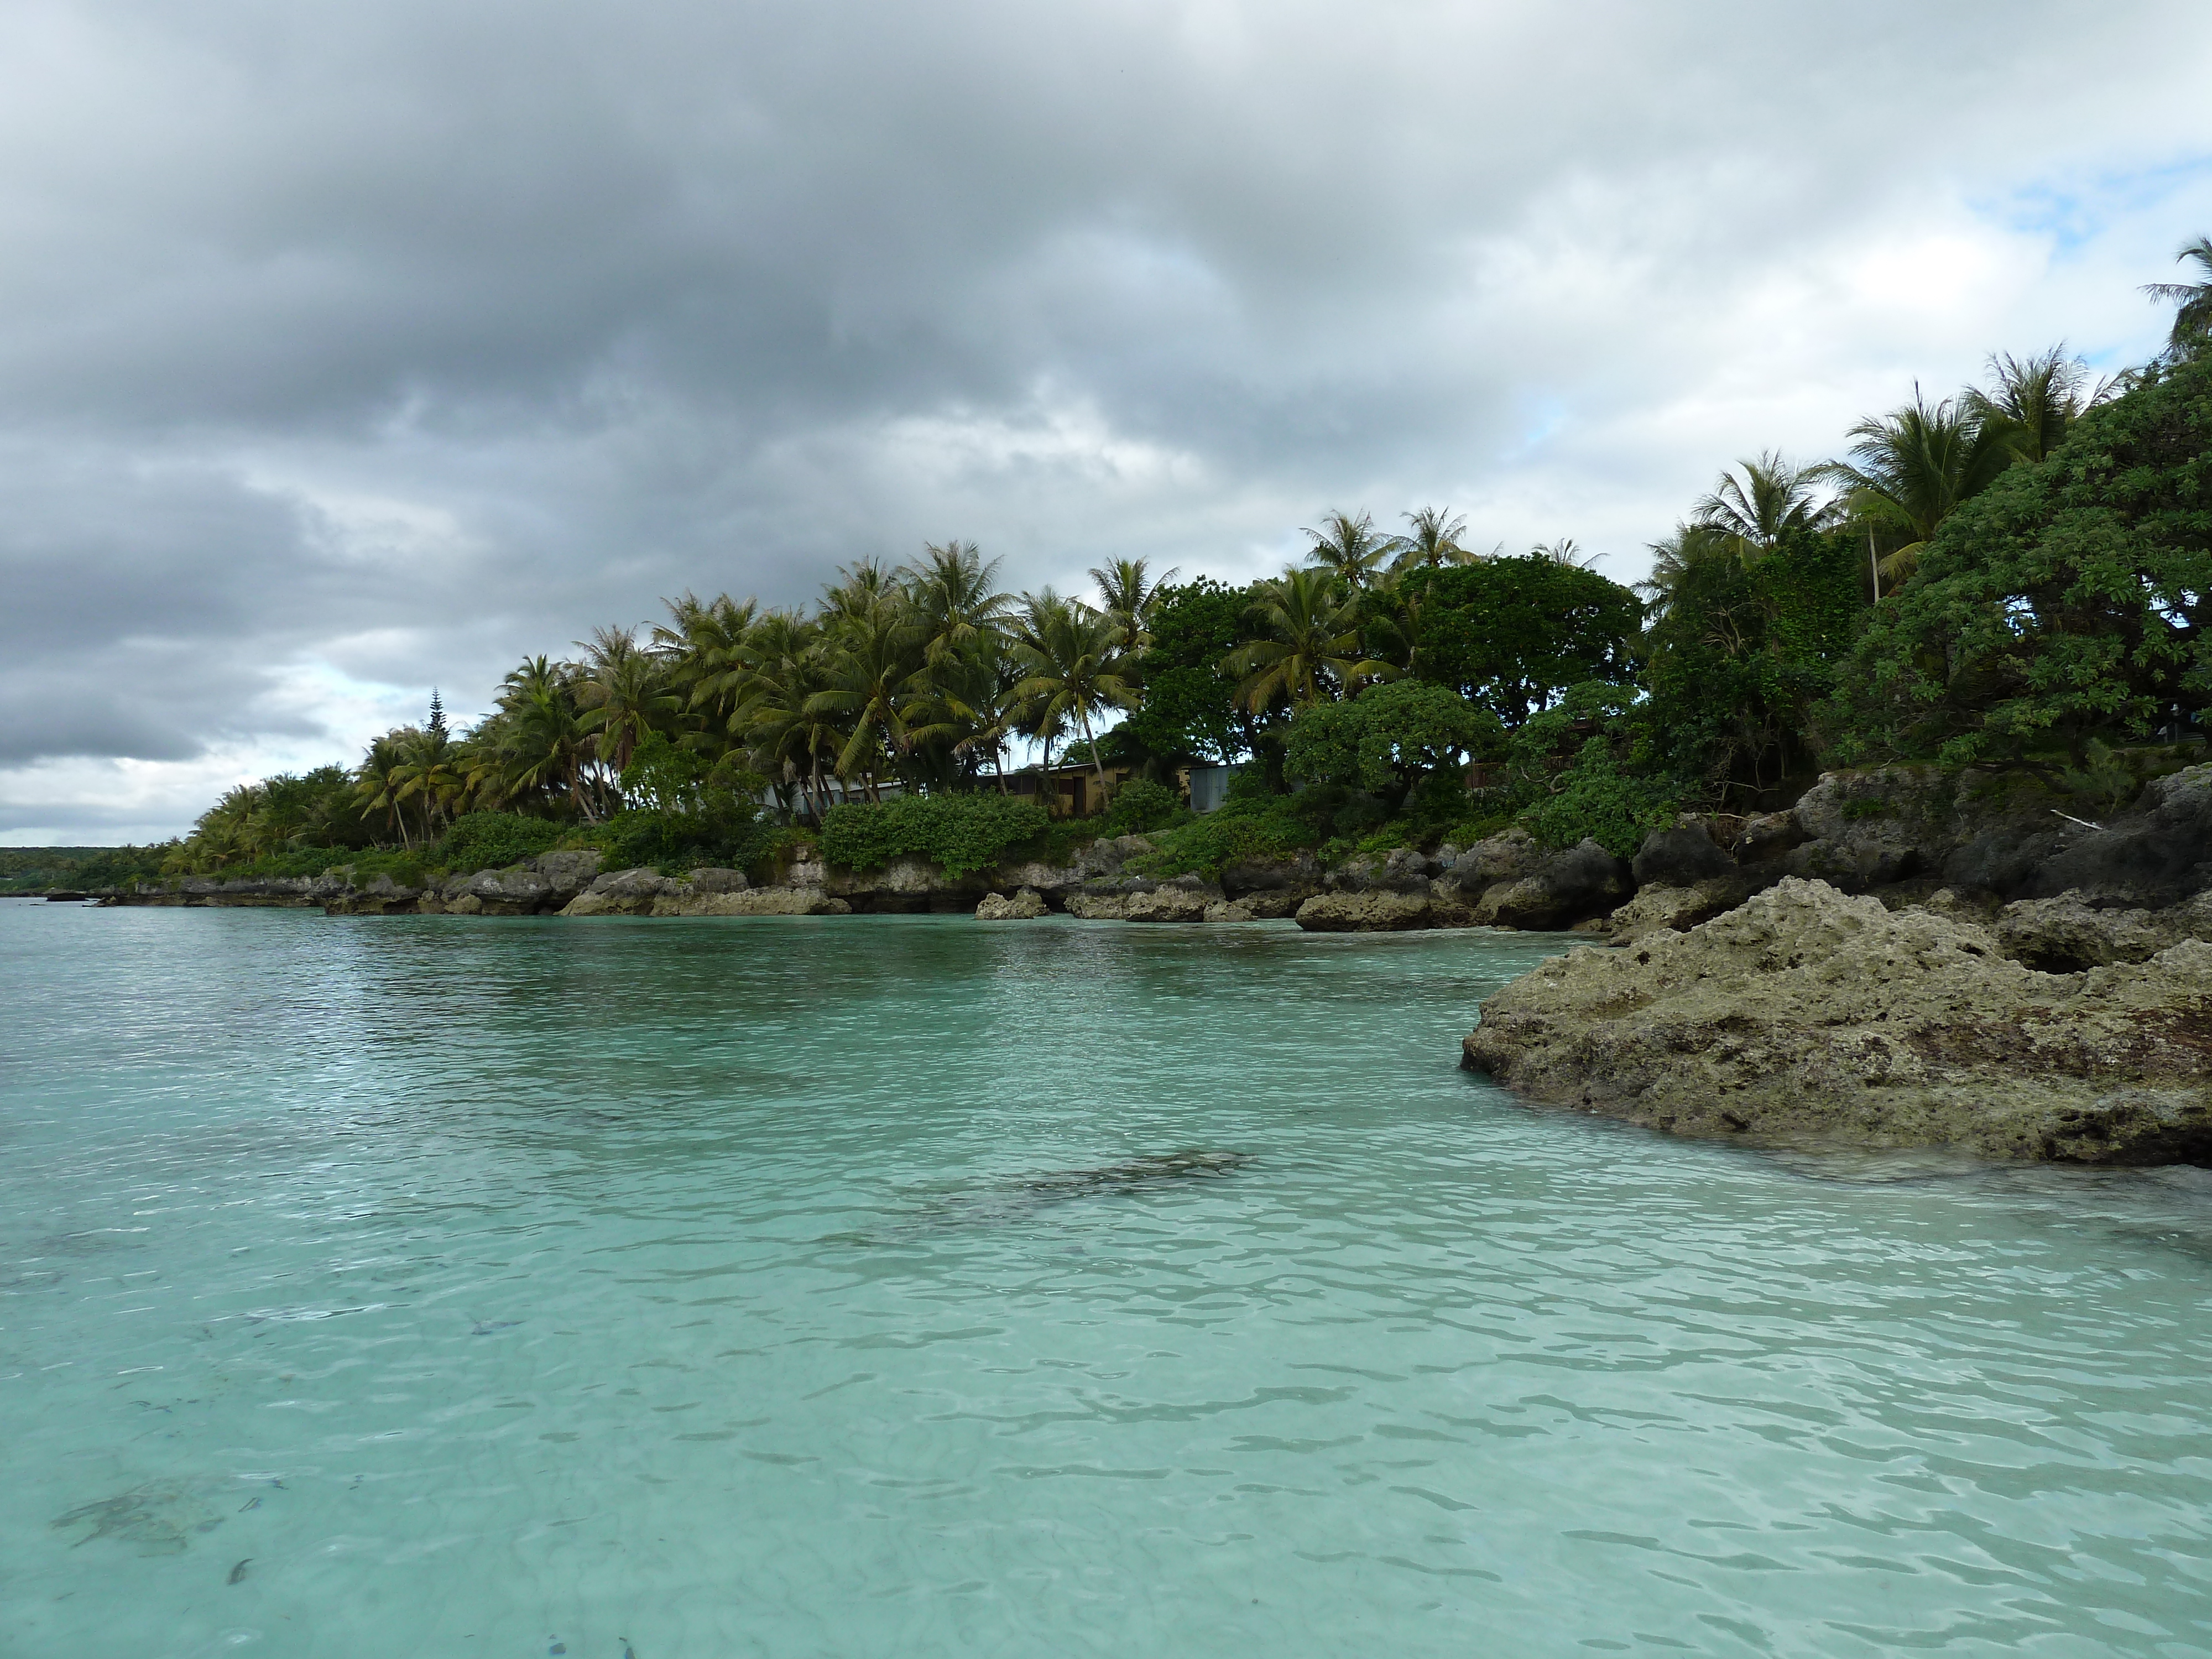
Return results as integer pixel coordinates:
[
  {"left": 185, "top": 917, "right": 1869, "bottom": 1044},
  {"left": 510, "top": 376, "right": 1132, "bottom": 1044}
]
[
  {"left": 1063, "top": 883, "right": 1215, "bottom": 922},
  {"left": 1123, "top": 887, "right": 1212, "bottom": 922},
  {"left": 1473, "top": 838, "right": 1632, "bottom": 929},
  {"left": 1463, "top": 877, "right": 2212, "bottom": 1164},
  {"left": 1324, "top": 847, "right": 1441, "bottom": 894},
  {"left": 2022, "top": 766, "right": 2212, "bottom": 905},
  {"left": 1604, "top": 877, "right": 1760, "bottom": 943},
  {"left": 1203, "top": 899, "right": 1255, "bottom": 924},
  {"left": 1993, "top": 892, "right": 2212, "bottom": 971},
  {"left": 561, "top": 868, "right": 848, "bottom": 917},
  {"left": 975, "top": 889, "right": 1048, "bottom": 920},
  {"left": 557, "top": 867, "right": 679, "bottom": 916},
  {"left": 1631, "top": 825, "right": 1735, "bottom": 889},
  {"left": 1766, "top": 763, "right": 2212, "bottom": 910},
  {"left": 1219, "top": 852, "right": 1322, "bottom": 916},
  {"left": 405, "top": 850, "right": 607, "bottom": 916},
  {"left": 1444, "top": 827, "right": 1544, "bottom": 891},
  {"left": 1063, "top": 893, "right": 1128, "bottom": 920},
  {"left": 325, "top": 875, "right": 426, "bottom": 915},
  {"left": 672, "top": 888, "right": 849, "bottom": 916}
]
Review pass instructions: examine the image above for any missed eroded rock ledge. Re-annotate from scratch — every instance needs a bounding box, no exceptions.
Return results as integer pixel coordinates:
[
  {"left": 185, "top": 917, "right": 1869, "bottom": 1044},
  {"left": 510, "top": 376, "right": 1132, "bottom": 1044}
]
[{"left": 1460, "top": 877, "right": 2212, "bottom": 1165}]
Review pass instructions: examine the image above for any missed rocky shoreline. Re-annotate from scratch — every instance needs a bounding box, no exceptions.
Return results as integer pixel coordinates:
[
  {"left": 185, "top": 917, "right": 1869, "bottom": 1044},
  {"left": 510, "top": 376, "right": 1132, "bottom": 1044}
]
[
  {"left": 1462, "top": 878, "right": 2212, "bottom": 1166},
  {"left": 1451, "top": 764, "right": 2212, "bottom": 1166},
  {"left": 52, "top": 761, "right": 2212, "bottom": 951},
  {"left": 40, "top": 760, "right": 2212, "bottom": 1165}
]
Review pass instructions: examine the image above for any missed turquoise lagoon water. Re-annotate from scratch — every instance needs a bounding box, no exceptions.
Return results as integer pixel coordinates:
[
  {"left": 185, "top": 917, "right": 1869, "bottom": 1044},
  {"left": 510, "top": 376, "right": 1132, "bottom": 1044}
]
[{"left": 4, "top": 903, "right": 2212, "bottom": 1658}]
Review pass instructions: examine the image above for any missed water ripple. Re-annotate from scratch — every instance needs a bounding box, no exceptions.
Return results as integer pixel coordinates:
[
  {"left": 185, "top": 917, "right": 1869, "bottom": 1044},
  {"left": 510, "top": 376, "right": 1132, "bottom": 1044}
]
[{"left": 3, "top": 905, "right": 2210, "bottom": 1656}]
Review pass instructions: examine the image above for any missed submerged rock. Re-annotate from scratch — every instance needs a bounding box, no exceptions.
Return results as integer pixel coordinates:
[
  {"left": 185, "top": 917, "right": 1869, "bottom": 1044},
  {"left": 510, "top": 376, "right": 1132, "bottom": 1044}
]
[{"left": 1461, "top": 877, "right": 2212, "bottom": 1164}]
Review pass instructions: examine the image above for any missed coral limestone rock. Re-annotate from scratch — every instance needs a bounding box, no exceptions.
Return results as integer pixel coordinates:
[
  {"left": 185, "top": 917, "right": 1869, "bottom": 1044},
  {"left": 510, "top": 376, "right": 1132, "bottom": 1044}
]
[
  {"left": 1462, "top": 877, "right": 2212, "bottom": 1164},
  {"left": 974, "top": 889, "right": 1048, "bottom": 921},
  {"left": 1295, "top": 891, "right": 1463, "bottom": 932}
]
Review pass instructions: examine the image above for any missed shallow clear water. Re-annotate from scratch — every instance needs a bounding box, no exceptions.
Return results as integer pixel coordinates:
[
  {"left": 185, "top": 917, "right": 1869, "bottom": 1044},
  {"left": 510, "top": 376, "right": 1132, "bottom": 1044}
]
[{"left": 4, "top": 903, "right": 2212, "bottom": 1658}]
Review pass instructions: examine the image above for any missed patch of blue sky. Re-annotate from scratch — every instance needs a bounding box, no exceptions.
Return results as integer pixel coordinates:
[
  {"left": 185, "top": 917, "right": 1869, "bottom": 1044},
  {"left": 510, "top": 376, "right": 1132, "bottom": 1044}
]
[
  {"left": 1980, "top": 153, "right": 2212, "bottom": 259},
  {"left": 1511, "top": 398, "right": 1570, "bottom": 457}
]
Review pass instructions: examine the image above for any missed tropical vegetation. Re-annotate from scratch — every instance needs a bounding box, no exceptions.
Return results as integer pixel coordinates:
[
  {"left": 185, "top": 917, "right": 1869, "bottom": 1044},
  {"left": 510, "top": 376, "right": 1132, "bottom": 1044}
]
[{"left": 97, "top": 233, "right": 2206, "bottom": 892}]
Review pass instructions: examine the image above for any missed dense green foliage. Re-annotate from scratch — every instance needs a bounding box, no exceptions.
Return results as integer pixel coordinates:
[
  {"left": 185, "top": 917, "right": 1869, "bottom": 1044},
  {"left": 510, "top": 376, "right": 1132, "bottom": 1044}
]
[
  {"left": 1827, "top": 352, "right": 2212, "bottom": 769},
  {"left": 586, "top": 806, "right": 776, "bottom": 877},
  {"left": 1407, "top": 558, "right": 1643, "bottom": 724},
  {"left": 1284, "top": 681, "right": 1501, "bottom": 807},
  {"left": 1517, "top": 739, "right": 1681, "bottom": 857},
  {"left": 1125, "top": 578, "right": 1257, "bottom": 765},
  {"left": 1639, "top": 526, "right": 1865, "bottom": 801},
  {"left": 820, "top": 795, "right": 1053, "bottom": 878},
  {"left": 144, "top": 242, "right": 2211, "bottom": 880},
  {"left": 1, "top": 846, "right": 171, "bottom": 893},
  {"left": 439, "top": 812, "right": 565, "bottom": 870},
  {"left": 1099, "top": 779, "right": 1185, "bottom": 836}
]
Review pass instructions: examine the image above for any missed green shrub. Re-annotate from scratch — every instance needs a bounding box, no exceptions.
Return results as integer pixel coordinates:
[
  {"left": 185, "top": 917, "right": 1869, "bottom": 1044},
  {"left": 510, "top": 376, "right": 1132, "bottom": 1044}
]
[
  {"left": 1284, "top": 681, "right": 1500, "bottom": 806},
  {"left": 1517, "top": 739, "right": 1678, "bottom": 857},
  {"left": 819, "top": 794, "right": 1052, "bottom": 879},
  {"left": 1131, "top": 794, "right": 1325, "bottom": 879},
  {"left": 1101, "top": 778, "right": 1183, "bottom": 836},
  {"left": 436, "top": 811, "right": 564, "bottom": 872},
  {"left": 589, "top": 804, "right": 774, "bottom": 877}
]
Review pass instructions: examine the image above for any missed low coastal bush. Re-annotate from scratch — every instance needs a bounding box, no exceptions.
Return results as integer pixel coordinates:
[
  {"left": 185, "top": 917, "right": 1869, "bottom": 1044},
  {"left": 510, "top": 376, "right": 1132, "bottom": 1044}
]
[
  {"left": 820, "top": 794, "right": 1051, "bottom": 879},
  {"left": 587, "top": 804, "right": 776, "bottom": 877},
  {"left": 437, "top": 811, "right": 564, "bottom": 870},
  {"left": 1134, "top": 794, "right": 1325, "bottom": 879},
  {"left": 1516, "top": 739, "right": 1678, "bottom": 857},
  {"left": 1, "top": 845, "right": 173, "bottom": 893},
  {"left": 1100, "top": 779, "right": 1184, "bottom": 836}
]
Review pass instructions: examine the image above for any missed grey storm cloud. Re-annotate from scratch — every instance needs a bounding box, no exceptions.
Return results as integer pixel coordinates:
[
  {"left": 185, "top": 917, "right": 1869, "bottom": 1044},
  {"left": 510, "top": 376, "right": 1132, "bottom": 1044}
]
[{"left": 3, "top": 0, "right": 2211, "bottom": 834}]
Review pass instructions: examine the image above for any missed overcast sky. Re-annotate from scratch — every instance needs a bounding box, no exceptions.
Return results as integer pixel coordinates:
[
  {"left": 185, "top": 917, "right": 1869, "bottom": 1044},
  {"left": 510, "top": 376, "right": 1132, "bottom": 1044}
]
[{"left": 5, "top": 0, "right": 2210, "bottom": 843}]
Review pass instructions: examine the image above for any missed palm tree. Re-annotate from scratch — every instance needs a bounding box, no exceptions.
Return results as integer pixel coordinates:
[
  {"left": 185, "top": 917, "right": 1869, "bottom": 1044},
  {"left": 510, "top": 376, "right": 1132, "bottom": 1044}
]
[
  {"left": 473, "top": 656, "right": 597, "bottom": 818},
  {"left": 1008, "top": 593, "right": 1134, "bottom": 796},
  {"left": 905, "top": 541, "right": 1014, "bottom": 667},
  {"left": 1964, "top": 345, "right": 2110, "bottom": 465},
  {"left": 574, "top": 625, "right": 681, "bottom": 782},
  {"left": 734, "top": 612, "right": 840, "bottom": 821},
  {"left": 1087, "top": 556, "right": 1181, "bottom": 653},
  {"left": 353, "top": 732, "right": 418, "bottom": 848},
  {"left": 806, "top": 596, "right": 927, "bottom": 800},
  {"left": 2144, "top": 235, "right": 2212, "bottom": 356},
  {"left": 655, "top": 591, "right": 758, "bottom": 733},
  {"left": 1635, "top": 524, "right": 1735, "bottom": 618},
  {"left": 1302, "top": 510, "right": 1400, "bottom": 589},
  {"left": 1531, "top": 538, "right": 1599, "bottom": 568},
  {"left": 1815, "top": 388, "right": 2013, "bottom": 587},
  {"left": 1225, "top": 566, "right": 1384, "bottom": 711},
  {"left": 821, "top": 560, "right": 896, "bottom": 629},
  {"left": 1693, "top": 452, "right": 1834, "bottom": 557},
  {"left": 389, "top": 723, "right": 468, "bottom": 841},
  {"left": 1392, "top": 507, "right": 1472, "bottom": 572}
]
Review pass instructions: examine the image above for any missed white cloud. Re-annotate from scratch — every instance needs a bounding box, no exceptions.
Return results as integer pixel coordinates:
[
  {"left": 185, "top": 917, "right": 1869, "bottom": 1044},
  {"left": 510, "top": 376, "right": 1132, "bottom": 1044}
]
[{"left": 2, "top": 0, "right": 2210, "bottom": 837}]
